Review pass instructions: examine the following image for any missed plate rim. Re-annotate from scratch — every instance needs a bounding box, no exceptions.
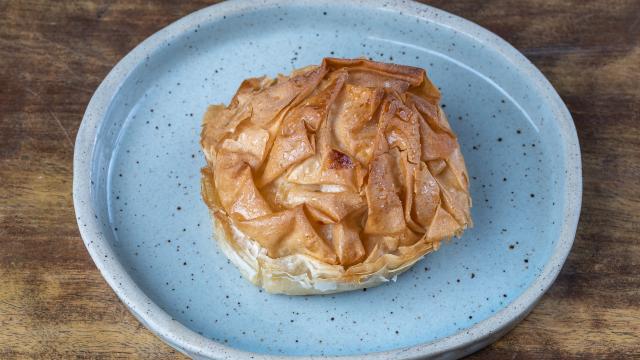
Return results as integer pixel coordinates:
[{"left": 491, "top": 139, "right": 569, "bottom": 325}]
[{"left": 73, "top": 0, "right": 582, "bottom": 359}]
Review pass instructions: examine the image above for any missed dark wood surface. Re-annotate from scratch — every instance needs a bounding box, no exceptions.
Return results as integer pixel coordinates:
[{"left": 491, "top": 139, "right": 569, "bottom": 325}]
[{"left": 1, "top": 1, "right": 638, "bottom": 358}]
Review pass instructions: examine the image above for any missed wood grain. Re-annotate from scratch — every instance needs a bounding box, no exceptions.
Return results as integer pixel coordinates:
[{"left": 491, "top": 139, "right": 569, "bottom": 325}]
[{"left": 1, "top": 0, "right": 638, "bottom": 358}]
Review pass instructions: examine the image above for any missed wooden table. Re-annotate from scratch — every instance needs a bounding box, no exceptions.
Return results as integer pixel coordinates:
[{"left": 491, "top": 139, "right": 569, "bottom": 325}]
[{"left": 1, "top": 1, "right": 638, "bottom": 358}]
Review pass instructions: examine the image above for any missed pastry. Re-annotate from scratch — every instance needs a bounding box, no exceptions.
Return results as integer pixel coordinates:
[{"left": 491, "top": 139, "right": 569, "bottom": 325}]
[{"left": 201, "top": 58, "right": 472, "bottom": 295}]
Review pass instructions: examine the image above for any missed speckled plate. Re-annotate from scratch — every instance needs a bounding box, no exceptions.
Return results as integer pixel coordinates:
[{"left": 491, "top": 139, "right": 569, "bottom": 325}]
[{"left": 73, "top": 1, "right": 581, "bottom": 359}]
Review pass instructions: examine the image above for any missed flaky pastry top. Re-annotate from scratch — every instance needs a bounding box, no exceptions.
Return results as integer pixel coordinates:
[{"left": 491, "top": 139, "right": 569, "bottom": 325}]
[{"left": 201, "top": 58, "right": 471, "bottom": 275}]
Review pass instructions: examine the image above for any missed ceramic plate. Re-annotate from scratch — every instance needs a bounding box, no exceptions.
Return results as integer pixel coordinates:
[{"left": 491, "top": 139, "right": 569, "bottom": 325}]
[{"left": 74, "top": 1, "right": 581, "bottom": 359}]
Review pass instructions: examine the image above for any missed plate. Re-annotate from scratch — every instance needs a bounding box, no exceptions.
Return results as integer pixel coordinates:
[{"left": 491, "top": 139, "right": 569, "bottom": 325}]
[{"left": 73, "top": 1, "right": 581, "bottom": 359}]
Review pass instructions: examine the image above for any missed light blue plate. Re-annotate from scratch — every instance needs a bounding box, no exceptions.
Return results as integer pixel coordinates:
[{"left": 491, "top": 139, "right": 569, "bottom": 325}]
[{"left": 74, "top": 1, "right": 581, "bottom": 359}]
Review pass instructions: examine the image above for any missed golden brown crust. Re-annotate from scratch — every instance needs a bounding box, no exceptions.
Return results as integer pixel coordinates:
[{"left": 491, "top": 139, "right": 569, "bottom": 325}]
[{"left": 200, "top": 58, "right": 472, "bottom": 294}]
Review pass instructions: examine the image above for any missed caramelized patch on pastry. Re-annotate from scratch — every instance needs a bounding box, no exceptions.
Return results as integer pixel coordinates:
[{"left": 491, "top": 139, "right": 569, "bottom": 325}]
[{"left": 328, "top": 150, "right": 355, "bottom": 170}]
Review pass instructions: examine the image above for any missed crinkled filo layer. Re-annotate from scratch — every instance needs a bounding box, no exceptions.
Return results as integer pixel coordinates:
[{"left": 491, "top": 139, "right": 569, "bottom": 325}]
[{"left": 201, "top": 58, "right": 472, "bottom": 294}]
